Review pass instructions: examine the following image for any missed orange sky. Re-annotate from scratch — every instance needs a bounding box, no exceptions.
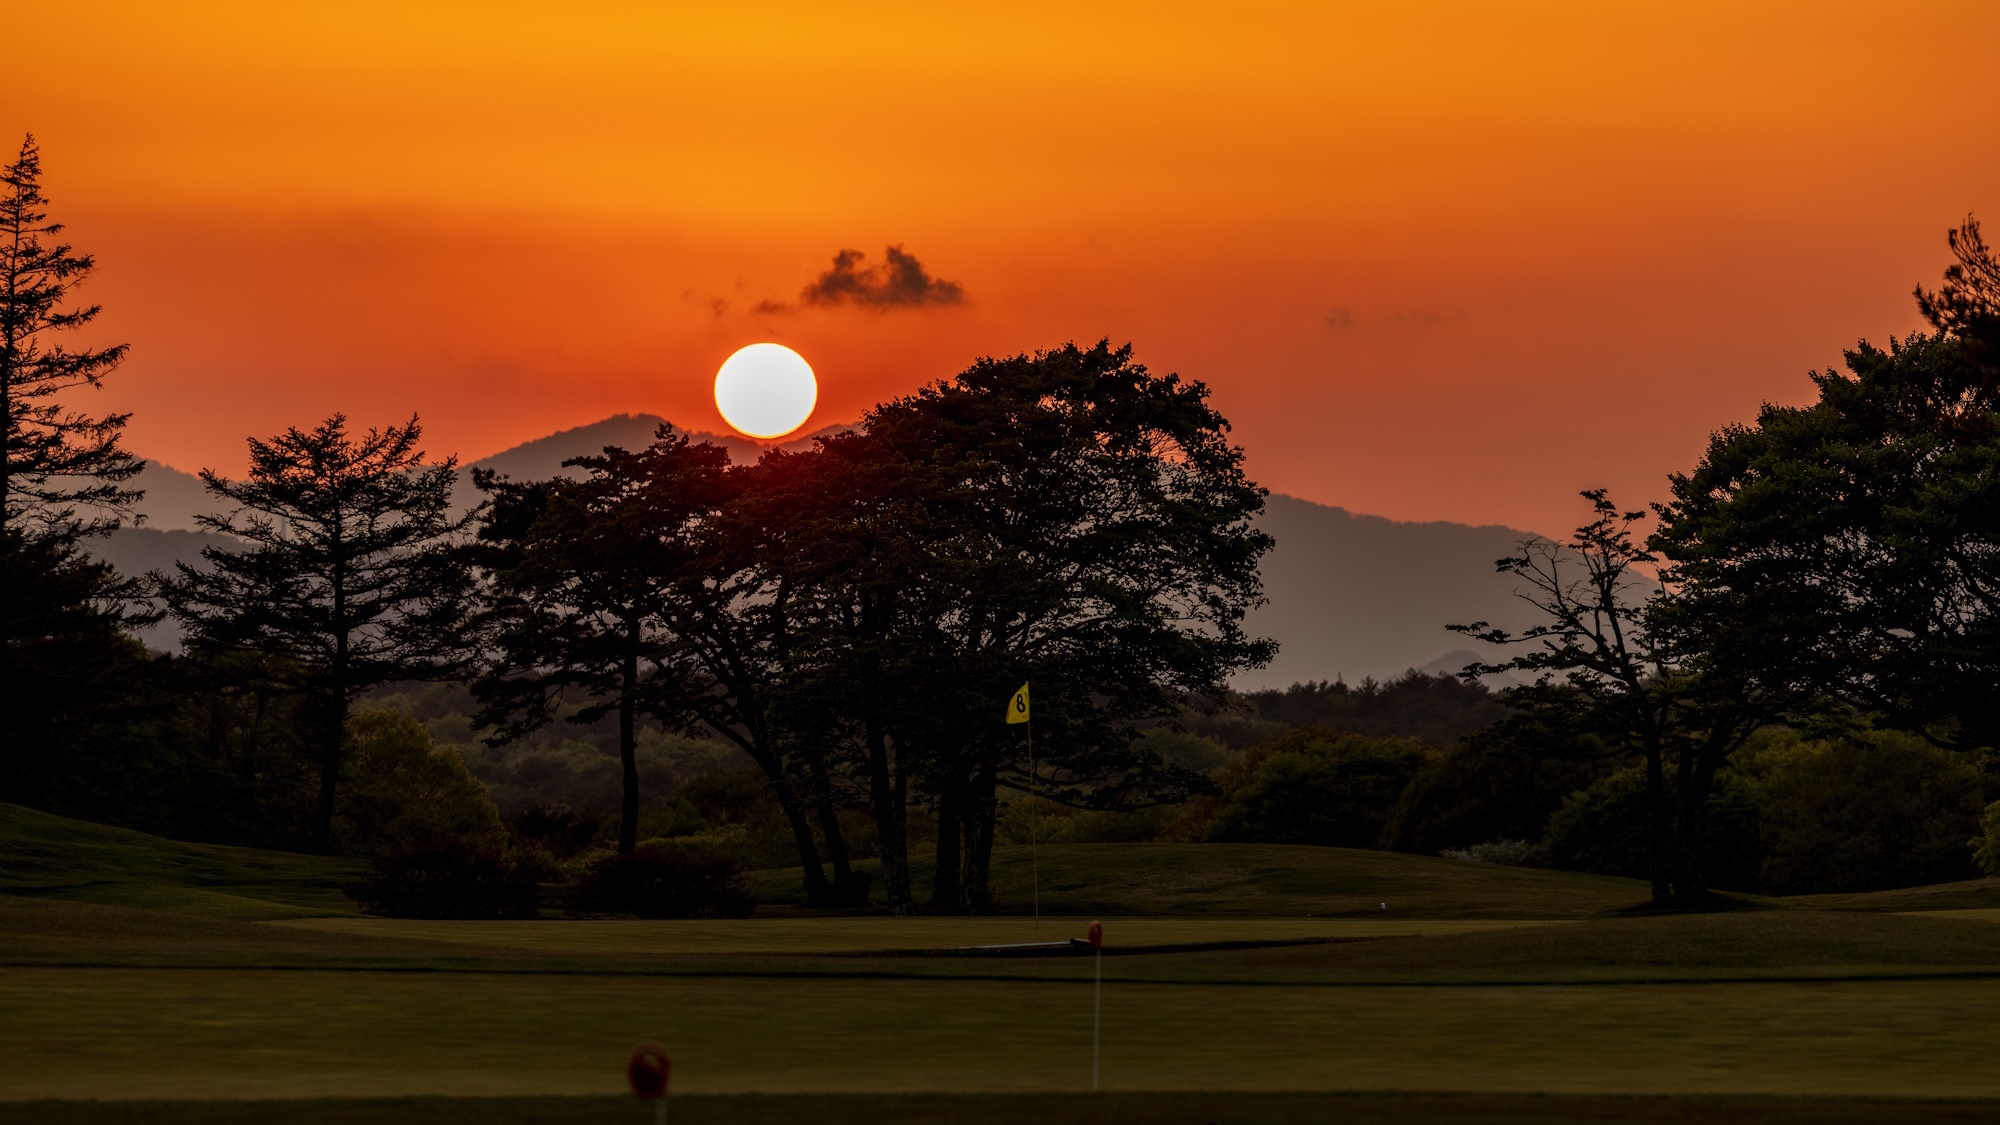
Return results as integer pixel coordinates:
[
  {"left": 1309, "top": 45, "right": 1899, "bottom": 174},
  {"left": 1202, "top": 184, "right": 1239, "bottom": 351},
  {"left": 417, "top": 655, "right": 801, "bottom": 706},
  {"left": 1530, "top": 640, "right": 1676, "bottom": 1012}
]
[{"left": 10, "top": 1, "right": 1999, "bottom": 533}]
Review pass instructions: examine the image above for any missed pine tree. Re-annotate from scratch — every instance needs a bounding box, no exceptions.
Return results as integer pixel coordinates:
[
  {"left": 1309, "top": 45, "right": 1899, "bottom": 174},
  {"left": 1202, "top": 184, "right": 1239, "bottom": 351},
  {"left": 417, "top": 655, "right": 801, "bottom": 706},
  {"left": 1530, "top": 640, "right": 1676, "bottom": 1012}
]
[
  {"left": 162, "top": 415, "right": 479, "bottom": 852},
  {"left": 1, "top": 134, "right": 139, "bottom": 543},
  {"left": 1, "top": 134, "right": 147, "bottom": 802}
]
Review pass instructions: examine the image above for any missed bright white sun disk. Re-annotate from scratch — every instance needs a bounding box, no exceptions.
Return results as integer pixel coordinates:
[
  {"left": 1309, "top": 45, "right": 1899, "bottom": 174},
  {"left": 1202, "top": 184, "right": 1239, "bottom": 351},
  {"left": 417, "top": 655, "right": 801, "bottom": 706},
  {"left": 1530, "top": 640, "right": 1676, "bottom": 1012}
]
[{"left": 714, "top": 343, "right": 817, "bottom": 439}]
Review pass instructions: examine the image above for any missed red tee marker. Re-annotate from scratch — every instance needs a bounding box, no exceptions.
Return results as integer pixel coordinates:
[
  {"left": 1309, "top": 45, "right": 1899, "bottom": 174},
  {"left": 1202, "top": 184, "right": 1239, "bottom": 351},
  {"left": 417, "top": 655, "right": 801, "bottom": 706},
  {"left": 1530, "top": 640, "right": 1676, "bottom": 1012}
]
[
  {"left": 1087, "top": 920, "right": 1103, "bottom": 949},
  {"left": 628, "top": 1041, "right": 670, "bottom": 1101}
]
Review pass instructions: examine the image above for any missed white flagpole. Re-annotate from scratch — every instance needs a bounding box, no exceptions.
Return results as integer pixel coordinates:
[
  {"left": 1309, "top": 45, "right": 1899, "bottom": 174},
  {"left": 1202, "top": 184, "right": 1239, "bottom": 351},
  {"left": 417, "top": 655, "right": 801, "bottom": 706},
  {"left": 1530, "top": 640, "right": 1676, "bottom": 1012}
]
[
  {"left": 1029, "top": 712, "right": 1039, "bottom": 925},
  {"left": 1092, "top": 942, "right": 1102, "bottom": 1090}
]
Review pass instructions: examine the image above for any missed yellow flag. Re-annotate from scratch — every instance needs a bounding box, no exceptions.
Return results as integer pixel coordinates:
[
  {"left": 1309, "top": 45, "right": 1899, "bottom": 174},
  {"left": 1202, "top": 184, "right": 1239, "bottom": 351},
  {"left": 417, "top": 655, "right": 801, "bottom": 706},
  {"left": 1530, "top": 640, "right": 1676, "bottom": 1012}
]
[{"left": 1006, "top": 682, "right": 1031, "bottom": 724}]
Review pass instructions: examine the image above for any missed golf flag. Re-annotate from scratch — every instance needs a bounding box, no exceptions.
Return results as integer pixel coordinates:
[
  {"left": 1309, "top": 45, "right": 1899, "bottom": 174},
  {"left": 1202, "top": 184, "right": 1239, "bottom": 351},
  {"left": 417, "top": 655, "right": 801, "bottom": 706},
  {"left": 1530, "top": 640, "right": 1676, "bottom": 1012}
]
[{"left": 1006, "top": 682, "right": 1030, "bottom": 724}]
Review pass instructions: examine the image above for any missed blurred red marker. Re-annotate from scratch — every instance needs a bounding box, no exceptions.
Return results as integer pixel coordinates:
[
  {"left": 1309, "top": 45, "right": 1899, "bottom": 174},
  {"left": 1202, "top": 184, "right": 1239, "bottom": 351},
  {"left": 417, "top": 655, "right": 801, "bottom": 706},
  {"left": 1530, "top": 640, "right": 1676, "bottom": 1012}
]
[{"left": 628, "top": 1041, "right": 671, "bottom": 1125}]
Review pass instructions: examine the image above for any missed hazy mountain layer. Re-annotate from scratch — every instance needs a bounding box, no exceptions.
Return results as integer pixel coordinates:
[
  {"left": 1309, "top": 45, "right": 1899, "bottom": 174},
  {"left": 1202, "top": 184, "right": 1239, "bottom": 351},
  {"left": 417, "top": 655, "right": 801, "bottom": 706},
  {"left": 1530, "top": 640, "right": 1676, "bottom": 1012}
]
[{"left": 110, "top": 420, "right": 1540, "bottom": 682}]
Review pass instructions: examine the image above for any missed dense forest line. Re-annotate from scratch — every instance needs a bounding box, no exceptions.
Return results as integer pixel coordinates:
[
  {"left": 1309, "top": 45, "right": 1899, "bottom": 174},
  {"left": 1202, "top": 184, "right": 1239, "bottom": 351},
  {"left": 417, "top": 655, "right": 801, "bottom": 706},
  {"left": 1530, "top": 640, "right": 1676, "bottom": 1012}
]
[{"left": 4, "top": 135, "right": 1998, "bottom": 918}]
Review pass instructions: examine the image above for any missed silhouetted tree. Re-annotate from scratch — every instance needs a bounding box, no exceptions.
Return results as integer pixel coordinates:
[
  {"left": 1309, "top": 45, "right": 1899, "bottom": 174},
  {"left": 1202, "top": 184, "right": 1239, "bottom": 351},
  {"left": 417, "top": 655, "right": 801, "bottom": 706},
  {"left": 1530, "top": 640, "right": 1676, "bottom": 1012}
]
[
  {"left": 1655, "top": 218, "right": 2000, "bottom": 753},
  {"left": 0, "top": 534, "right": 150, "bottom": 804},
  {"left": 1915, "top": 215, "right": 2000, "bottom": 372},
  {"left": 644, "top": 441, "right": 862, "bottom": 906},
  {"left": 162, "top": 415, "right": 477, "bottom": 852},
  {"left": 1, "top": 133, "right": 139, "bottom": 543},
  {"left": 1455, "top": 492, "right": 1788, "bottom": 903},
  {"left": 841, "top": 341, "right": 1275, "bottom": 911},
  {"left": 1, "top": 134, "right": 149, "bottom": 803},
  {"left": 473, "top": 428, "right": 739, "bottom": 858}
]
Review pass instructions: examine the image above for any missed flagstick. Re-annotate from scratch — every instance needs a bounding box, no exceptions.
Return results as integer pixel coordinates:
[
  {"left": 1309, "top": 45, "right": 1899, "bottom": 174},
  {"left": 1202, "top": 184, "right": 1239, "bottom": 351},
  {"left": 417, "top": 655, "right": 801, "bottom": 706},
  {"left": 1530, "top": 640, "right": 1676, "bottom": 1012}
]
[
  {"left": 1092, "top": 942, "right": 1101, "bottom": 1090},
  {"left": 1029, "top": 715, "right": 1039, "bottom": 926}
]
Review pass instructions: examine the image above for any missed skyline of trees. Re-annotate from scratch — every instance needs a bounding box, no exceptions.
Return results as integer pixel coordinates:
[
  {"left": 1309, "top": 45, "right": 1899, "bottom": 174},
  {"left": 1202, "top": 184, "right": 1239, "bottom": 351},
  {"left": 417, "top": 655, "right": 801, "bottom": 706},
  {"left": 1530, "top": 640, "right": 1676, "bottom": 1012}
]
[{"left": 5, "top": 128, "right": 1997, "bottom": 909}]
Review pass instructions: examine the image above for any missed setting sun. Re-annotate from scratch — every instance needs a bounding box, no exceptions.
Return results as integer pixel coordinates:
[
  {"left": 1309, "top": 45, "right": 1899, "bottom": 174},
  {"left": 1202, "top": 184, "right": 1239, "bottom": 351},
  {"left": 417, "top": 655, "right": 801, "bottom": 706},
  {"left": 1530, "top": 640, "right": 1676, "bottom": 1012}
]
[{"left": 713, "top": 342, "right": 817, "bottom": 439}]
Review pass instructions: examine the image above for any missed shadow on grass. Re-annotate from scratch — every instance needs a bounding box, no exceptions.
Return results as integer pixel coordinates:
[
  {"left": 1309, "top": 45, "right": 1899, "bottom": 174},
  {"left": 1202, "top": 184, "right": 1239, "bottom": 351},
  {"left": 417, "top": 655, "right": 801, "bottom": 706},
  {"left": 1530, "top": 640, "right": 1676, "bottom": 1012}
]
[{"left": 6, "top": 1092, "right": 2000, "bottom": 1125}]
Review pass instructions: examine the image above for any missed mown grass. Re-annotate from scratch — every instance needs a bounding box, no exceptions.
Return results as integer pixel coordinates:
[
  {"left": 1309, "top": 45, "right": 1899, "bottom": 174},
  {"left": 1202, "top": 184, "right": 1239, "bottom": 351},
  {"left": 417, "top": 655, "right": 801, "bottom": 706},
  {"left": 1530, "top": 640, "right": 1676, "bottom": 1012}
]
[
  {"left": 8, "top": 1093, "right": 2000, "bottom": 1125},
  {"left": 749, "top": 841, "right": 1653, "bottom": 917},
  {"left": 8, "top": 804, "right": 2000, "bottom": 1118}
]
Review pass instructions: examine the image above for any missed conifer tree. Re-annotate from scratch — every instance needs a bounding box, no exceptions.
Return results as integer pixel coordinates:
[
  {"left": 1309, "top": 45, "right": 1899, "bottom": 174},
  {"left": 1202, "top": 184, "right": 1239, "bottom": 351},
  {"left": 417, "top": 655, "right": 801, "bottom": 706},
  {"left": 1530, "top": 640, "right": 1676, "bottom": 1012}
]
[
  {"left": 1, "top": 134, "right": 139, "bottom": 543},
  {"left": 163, "top": 415, "right": 478, "bottom": 852},
  {"left": 1, "top": 134, "right": 146, "bottom": 802}
]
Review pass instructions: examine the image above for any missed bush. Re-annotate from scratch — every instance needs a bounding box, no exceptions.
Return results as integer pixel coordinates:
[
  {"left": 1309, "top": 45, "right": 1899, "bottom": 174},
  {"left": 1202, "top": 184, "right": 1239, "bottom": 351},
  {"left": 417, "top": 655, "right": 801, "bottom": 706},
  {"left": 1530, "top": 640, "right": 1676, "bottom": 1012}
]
[
  {"left": 572, "top": 840, "right": 757, "bottom": 918},
  {"left": 1977, "top": 800, "right": 2000, "bottom": 878},
  {"left": 345, "top": 839, "right": 540, "bottom": 918},
  {"left": 507, "top": 803, "right": 603, "bottom": 859},
  {"left": 1383, "top": 728, "right": 1605, "bottom": 854},
  {"left": 1440, "top": 838, "right": 1545, "bottom": 866},
  {"left": 1206, "top": 728, "right": 1428, "bottom": 848},
  {"left": 996, "top": 796, "right": 1176, "bottom": 844},
  {"left": 636, "top": 769, "right": 827, "bottom": 870},
  {"left": 1752, "top": 731, "right": 1985, "bottom": 894},
  {"left": 336, "top": 709, "right": 505, "bottom": 857},
  {"left": 1543, "top": 766, "right": 1763, "bottom": 891}
]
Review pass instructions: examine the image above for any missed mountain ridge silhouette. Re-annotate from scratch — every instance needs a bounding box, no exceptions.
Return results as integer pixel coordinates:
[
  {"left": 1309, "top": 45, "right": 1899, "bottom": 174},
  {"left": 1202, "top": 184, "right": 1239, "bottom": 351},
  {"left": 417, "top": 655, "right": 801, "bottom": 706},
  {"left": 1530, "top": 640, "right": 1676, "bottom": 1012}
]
[{"left": 105, "top": 417, "right": 1541, "bottom": 685}]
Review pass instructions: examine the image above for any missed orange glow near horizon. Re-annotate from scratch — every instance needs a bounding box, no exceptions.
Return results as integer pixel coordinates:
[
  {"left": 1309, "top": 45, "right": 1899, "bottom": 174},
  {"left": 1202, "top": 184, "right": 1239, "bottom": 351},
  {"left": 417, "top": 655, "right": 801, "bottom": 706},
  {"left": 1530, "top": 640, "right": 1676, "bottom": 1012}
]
[{"left": 8, "top": 2, "right": 2000, "bottom": 533}]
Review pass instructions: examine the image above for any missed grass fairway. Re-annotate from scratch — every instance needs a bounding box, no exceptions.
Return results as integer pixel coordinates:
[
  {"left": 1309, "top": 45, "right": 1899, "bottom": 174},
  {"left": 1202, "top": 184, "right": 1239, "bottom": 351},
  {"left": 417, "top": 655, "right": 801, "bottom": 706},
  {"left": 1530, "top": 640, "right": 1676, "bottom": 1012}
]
[
  {"left": 7, "top": 1093, "right": 2000, "bottom": 1125},
  {"left": 748, "top": 840, "right": 1652, "bottom": 916},
  {"left": 6, "top": 806, "right": 2000, "bottom": 1122}
]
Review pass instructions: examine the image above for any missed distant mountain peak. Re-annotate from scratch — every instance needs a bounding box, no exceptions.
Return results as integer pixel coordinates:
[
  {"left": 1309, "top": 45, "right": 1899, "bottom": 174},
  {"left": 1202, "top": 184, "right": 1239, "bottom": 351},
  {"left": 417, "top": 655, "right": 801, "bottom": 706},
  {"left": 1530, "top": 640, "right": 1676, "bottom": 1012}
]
[{"left": 122, "top": 416, "right": 1543, "bottom": 684}]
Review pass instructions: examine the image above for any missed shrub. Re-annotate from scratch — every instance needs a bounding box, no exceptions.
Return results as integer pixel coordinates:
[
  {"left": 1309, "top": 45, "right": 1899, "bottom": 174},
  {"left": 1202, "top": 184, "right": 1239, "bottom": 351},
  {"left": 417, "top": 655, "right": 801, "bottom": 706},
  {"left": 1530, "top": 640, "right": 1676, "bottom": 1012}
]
[
  {"left": 572, "top": 840, "right": 757, "bottom": 918},
  {"left": 336, "top": 709, "right": 504, "bottom": 857},
  {"left": 1753, "top": 732, "right": 1985, "bottom": 894},
  {"left": 1206, "top": 728, "right": 1428, "bottom": 848},
  {"left": 636, "top": 769, "right": 819, "bottom": 870},
  {"left": 996, "top": 796, "right": 1175, "bottom": 844},
  {"left": 1383, "top": 729, "right": 1605, "bottom": 854},
  {"left": 1542, "top": 766, "right": 1763, "bottom": 891},
  {"left": 507, "top": 803, "right": 603, "bottom": 859},
  {"left": 345, "top": 839, "right": 539, "bottom": 918},
  {"left": 1977, "top": 800, "right": 2000, "bottom": 878},
  {"left": 1440, "top": 838, "right": 1545, "bottom": 866}
]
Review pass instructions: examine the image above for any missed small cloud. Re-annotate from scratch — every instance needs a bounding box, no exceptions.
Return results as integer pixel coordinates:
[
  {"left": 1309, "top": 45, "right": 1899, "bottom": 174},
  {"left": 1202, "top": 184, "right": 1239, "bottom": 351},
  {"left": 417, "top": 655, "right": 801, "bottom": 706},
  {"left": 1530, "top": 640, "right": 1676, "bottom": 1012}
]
[
  {"left": 784, "top": 245, "right": 965, "bottom": 311},
  {"left": 1325, "top": 307, "right": 1354, "bottom": 328},
  {"left": 681, "top": 289, "right": 728, "bottom": 317}
]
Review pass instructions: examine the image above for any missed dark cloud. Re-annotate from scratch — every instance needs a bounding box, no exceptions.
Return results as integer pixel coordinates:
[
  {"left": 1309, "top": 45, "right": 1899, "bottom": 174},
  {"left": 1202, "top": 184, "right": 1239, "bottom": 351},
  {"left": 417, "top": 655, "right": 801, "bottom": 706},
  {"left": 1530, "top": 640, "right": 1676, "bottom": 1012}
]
[{"left": 795, "top": 245, "right": 965, "bottom": 310}]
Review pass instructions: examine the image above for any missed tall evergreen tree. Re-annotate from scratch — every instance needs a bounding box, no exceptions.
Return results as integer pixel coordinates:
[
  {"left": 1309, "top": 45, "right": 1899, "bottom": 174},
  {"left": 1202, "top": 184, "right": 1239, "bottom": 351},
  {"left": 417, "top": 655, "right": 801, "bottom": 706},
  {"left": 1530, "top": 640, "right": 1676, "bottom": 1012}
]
[
  {"left": 1, "top": 134, "right": 139, "bottom": 542},
  {"left": 162, "top": 415, "right": 477, "bottom": 852},
  {"left": 0, "top": 134, "right": 148, "bottom": 804}
]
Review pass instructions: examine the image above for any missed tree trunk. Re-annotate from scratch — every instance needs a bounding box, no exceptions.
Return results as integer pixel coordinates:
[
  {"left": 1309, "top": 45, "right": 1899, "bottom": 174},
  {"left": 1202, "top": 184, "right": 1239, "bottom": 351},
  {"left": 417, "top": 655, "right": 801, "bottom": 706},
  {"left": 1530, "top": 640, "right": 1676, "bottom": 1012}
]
[
  {"left": 1642, "top": 740, "right": 1672, "bottom": 905},
  {"left": 771, "top": 776, "right": 835, "bottom": 906},
  {"left": 617, "top": 628, "right": 640, "bottom": 856},
  {"left": 810, "top": 759, "right": 855, "bottom": 902},
  {"left": 930, "top": 765, "right": 964, "bottom": 912},
  {"left": 310, "top": 715, "right": 342, "bottom": 853},
  {"left": 960, "top": 758, "right": 1000, "bottom": 913},
  {"left": 867, "top": 717, "right": 914, "bottom": 914},
  {"left": 1672, "top": 733, "right": 1728, "bottom": 904},
  {"left": 310, "top": 689, "right": 347, "bottom": 853}
]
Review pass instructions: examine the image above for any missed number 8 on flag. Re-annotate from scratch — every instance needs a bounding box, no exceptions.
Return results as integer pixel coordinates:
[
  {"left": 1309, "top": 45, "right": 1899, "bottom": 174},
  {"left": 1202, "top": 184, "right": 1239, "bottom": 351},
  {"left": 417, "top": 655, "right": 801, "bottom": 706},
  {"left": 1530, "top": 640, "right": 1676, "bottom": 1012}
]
[{"left": 1006, "top": 682, "right": 1030, "bottom": 724}]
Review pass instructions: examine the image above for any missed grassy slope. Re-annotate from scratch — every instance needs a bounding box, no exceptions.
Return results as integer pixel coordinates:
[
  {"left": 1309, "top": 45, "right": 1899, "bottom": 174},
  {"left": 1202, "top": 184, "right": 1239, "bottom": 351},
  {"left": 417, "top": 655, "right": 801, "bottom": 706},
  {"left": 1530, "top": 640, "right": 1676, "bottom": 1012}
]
[
  {"left": 0, "top": 803, "right": 361, "bottom": 917},
  {"left": 750, "top": 842, "right": 1652, "bottom": 917},
  {"left": 6, "top": 806, "right": 2000, "bottom": 1112}
]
